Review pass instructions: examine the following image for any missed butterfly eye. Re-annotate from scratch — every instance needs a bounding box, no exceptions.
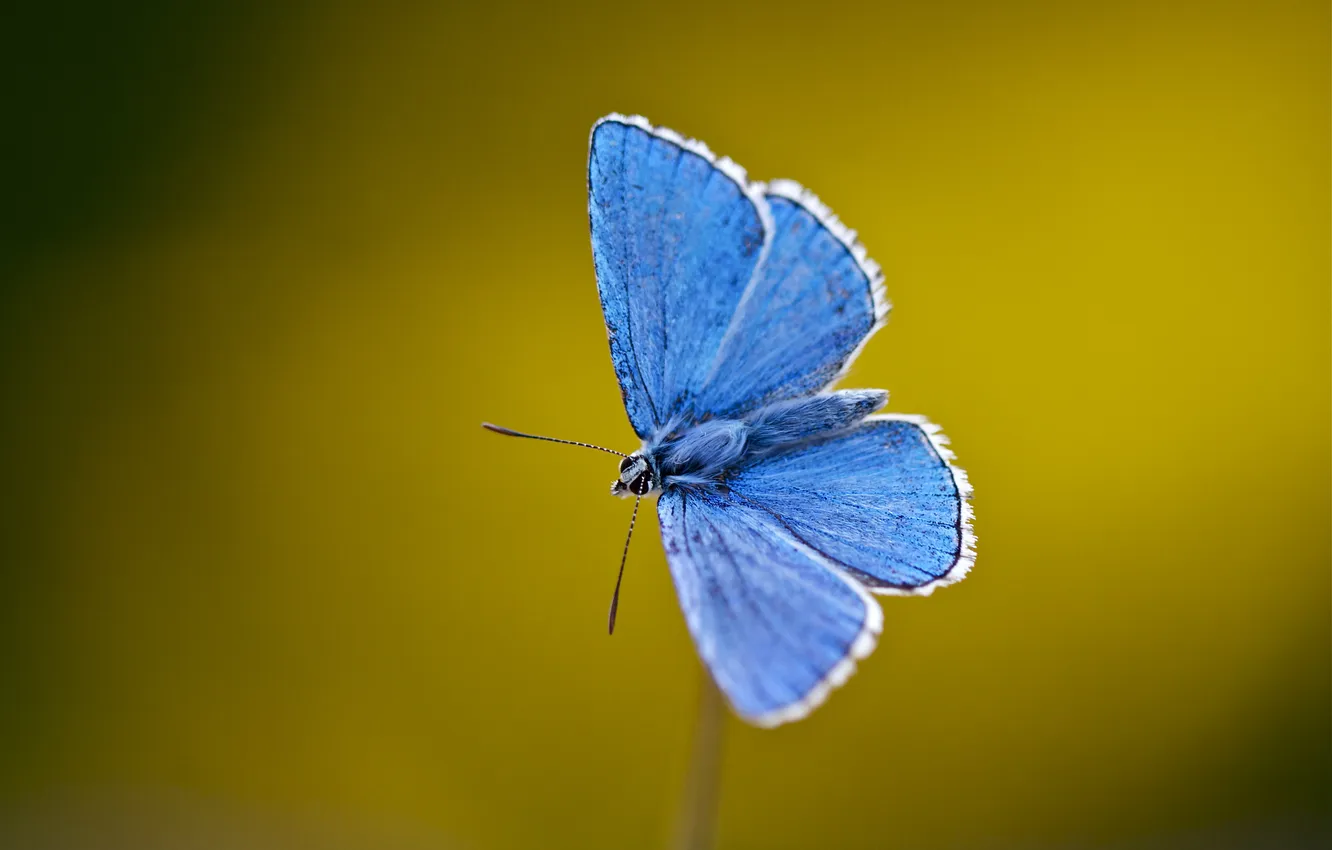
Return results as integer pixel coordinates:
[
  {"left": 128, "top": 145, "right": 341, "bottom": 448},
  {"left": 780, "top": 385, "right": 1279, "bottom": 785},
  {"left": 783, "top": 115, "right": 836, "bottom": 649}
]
[
  {"left": 619, "top": 456, "right": 636, "bottom": 473},
  {"left": 630, "top": 471, "right": 653, "bottom": 496}
]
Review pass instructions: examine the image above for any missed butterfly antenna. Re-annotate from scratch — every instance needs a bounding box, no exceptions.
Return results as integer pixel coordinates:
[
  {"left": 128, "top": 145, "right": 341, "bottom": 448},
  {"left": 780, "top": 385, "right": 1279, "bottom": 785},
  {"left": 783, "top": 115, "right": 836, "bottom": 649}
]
[
  {"left": 608, "top": 495, "right": 641, "bottom": 635},
  {"left": 481, "top": 422, "right": 627, "bottom": 457}
]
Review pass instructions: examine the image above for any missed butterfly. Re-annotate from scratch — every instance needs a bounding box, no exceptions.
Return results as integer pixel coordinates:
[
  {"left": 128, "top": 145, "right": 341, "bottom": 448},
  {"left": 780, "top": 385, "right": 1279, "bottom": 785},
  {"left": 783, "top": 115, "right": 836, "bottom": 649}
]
[{"left": 485, "top": 114, "right": 974, "bottom": 727}]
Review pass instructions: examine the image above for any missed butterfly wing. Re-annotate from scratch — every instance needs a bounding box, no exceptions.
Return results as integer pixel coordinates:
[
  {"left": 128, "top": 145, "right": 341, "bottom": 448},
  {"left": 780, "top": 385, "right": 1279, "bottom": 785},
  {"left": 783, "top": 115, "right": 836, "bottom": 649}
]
[
  {"left": 729, "top": 415, "right": 975, "bottom": 594},
  {"left": 658, "top": 486, "right": 883, "bottom": 726},
  {"left": 589, "top": 115, "right": 771, "bottom": 438},
  {"left": 688, "top": 180, "right": 889, "bottom": 420},
  {"left": 589, "top": 116, "right": 888, "bottom": 435}
]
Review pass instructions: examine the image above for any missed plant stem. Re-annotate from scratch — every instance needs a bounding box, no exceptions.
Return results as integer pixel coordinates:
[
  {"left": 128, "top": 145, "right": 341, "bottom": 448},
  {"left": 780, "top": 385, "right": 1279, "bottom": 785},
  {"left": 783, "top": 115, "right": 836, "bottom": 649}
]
[{"left": 671, "top": 668, "right": 725, "bottom": 850}]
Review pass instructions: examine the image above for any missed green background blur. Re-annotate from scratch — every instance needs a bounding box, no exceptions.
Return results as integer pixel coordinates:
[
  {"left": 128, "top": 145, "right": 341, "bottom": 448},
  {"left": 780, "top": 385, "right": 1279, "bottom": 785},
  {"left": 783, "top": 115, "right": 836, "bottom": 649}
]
[{"left": 2, "top": 2, "right": 1328, "bottom": 848}]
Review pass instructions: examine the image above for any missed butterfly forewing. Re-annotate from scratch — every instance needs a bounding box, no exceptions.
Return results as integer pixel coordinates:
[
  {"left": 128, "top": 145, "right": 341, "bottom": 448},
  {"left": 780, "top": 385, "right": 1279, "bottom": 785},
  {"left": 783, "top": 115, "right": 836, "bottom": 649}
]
[
  {"left": 588, "top": 115, "right": 769, "bottom": 438},
  {"left": 657, "top": 487, "right": 882, "bottom": 726}
]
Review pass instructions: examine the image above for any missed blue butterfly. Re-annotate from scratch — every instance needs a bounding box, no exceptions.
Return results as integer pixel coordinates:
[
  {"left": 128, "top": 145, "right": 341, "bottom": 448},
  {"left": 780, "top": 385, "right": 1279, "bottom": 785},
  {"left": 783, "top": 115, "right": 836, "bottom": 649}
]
[{"left": 485, "top": 114, "right": 974, "bottom": 727}]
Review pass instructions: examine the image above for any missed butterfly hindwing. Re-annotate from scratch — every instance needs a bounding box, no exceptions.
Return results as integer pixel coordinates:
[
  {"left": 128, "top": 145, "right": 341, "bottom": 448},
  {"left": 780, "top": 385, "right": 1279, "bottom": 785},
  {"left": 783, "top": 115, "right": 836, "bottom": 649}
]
[
  {"left": 588, "top": 115, "right": 770, "bottom": 438},
  {"left": 689, "top": 180, "right": 888, "bottom": 420},
  {"left": 730, "top": 416, "right": 975, "bottom": 594},
  {"left": 658, "top": 487, "right": 883, "bottom": 726}
]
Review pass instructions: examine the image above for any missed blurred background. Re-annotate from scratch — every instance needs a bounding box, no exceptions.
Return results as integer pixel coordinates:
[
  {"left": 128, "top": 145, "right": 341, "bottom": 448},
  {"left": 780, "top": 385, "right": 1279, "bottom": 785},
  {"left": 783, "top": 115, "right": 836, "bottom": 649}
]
[{"left": 1, "top": 1, "right": 1327, "bottom": 848}]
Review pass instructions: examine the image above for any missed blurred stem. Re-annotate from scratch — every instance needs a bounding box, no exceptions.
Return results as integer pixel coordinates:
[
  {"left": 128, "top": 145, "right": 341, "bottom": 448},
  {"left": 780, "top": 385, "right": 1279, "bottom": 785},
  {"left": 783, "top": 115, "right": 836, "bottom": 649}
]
[{"left": 671, "top": 668, "right": 725, "bottom": 850}]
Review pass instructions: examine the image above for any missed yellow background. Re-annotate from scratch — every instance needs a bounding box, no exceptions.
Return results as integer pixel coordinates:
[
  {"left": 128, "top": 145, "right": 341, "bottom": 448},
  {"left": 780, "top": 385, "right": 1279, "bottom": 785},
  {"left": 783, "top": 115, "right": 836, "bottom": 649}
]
[{"left": 2, "top": 1, "right": 1327, "bottom": 847}]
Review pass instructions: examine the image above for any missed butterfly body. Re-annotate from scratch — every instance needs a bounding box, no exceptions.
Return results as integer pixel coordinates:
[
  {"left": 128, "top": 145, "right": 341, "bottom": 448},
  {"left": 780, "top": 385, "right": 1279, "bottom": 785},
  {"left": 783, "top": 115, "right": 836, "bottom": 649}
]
[
  {"left": 493, "top": 114, "right": 974, "bottom": 727},
  {"left": 613, "top": 389, "right": 891, "bottom": 498}
]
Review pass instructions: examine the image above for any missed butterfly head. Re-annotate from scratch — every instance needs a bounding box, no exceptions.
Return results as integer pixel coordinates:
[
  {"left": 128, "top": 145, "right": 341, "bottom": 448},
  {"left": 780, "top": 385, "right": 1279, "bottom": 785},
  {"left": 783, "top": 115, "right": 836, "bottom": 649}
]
[{"left": 612, "top": 454, "right": 655, "bottom": 498}]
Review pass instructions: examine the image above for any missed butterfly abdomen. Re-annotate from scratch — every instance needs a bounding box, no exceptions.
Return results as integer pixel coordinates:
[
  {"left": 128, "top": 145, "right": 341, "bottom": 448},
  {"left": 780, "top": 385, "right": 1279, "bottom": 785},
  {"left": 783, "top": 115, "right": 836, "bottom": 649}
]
[{"left": 744, "top": 390, "right": 888, "bottom": 453}]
